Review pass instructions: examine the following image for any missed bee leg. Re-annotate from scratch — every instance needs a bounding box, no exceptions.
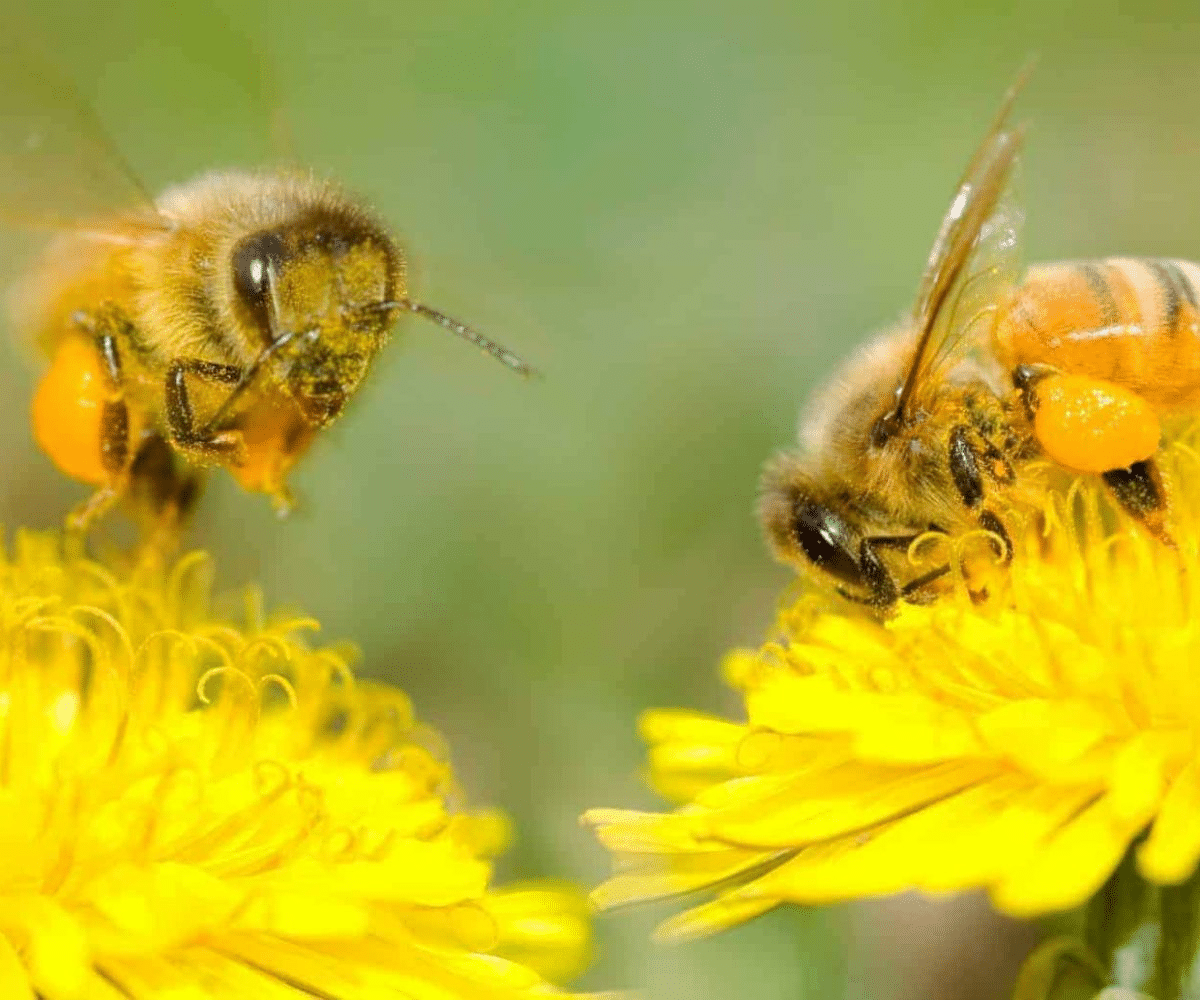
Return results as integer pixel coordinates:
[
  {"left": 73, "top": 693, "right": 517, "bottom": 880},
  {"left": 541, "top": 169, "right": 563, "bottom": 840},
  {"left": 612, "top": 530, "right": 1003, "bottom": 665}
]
[
  {"left": 131, "top": 357, "right": 241, "bottom": 550},
  {"left": 858, "top": 537, "right": 900, "bottom": 608},
  {"left": 830, "top": 537, "right": 902, "bottom": 608},
  {"left": 948, "top": 425, "right": 985, "bottom": 508},
  {"left": 947, "top": 425, "right": 1013, "bottom": 557},
  {"left": 1011, "top": 363, "right": 1059, "bottom": 421},
  {"left": 978, "top": 509, "right": 1013, "bottom": 563},
  {"left": 93, "top": 332, "right": 131, "bottom": 473},
  {"left": 163, "top": 358, "right": 244, "bottom": 457},
  {"left": 127, "top": 435, "right": 205, "bottom": 555},
  {"left": 65, "top": 486, "right": 120, "bottom": 547},
  {"left": 900, "top": 563, "right": 951, "bottom": 602},
  {"left": 64, "top": 324, "right": 133, "bottom": 539},
  {"left": 1102, "top": 458, "right": 1174, "bottom": 545},
  {"left": 1015, "top": 361, "right": 1170, "bottom": 543}
]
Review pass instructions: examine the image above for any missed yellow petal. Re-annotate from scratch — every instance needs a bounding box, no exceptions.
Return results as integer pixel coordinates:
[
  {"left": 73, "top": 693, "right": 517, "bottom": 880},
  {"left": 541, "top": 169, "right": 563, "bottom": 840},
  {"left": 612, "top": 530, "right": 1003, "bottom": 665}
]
[
  {"left": 1139, "top": 760, "right": 1200, "bottom": 884},
  {"left": 12, "top": 896, "right": 90, "bottom": 999},
  {"left": 977, "top": 699, "right": 1109, "bottom": 777},
  {"left": 703, "top": 759, "right": 1000, "bottom": 847},
  {"left": 653, "top": 894, "right": 778, "bottom": 942},
  {"left": 0, "top": 933, "right": 33, "bottom": 1000},
  {"left": 993, "top": 798, "right": 1134, "bottom": 916}
]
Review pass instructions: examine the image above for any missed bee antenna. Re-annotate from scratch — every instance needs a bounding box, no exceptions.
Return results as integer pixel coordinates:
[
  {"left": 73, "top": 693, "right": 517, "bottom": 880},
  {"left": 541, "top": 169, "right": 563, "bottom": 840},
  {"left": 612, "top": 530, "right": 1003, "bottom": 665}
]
[{"left": 380, "top": 300, "right": 540, "bottom": 379}]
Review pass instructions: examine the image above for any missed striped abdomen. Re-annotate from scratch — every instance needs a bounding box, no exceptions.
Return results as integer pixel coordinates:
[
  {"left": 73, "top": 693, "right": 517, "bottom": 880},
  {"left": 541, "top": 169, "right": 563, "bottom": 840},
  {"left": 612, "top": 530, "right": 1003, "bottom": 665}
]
[{"left": 994, "top": 258, "right": 1200, "bottom": 409}]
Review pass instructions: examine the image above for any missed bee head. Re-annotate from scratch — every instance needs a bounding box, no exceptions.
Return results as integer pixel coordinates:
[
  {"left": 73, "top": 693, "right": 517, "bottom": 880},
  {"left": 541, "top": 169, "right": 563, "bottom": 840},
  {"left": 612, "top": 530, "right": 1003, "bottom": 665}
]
[
  {"left": 758, "top": 456, "right": 868, "bottom": 593},
  {"left": 229, "top": 206, "right": 402, "bottom": 427}
]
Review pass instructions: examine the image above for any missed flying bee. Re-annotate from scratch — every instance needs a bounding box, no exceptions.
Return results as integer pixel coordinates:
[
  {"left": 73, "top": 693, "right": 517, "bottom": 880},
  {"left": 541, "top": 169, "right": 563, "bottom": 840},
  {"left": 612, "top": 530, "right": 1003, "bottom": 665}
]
[
  {"left": 760, "top": 75, "right": 1193, "bottom": 609},
  {"left": 2, "top": 38, "right": 535, "bottom": 538}
]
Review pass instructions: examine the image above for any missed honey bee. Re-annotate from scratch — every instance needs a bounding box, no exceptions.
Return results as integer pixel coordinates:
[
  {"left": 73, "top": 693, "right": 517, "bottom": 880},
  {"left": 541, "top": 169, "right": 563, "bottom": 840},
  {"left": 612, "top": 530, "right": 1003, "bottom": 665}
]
[
  {"left": 2, "top": 36, "right": 535, "bottom": 538},
  {"left": 760, "top": 76, "right": 1191, "bottom": 609}
]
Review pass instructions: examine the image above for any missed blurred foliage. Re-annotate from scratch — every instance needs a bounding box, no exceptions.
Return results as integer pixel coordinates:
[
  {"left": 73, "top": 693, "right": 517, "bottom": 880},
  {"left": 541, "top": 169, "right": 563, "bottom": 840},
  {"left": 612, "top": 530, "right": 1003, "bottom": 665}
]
[{"left": 3, "top": 1, "right": 1200, "bottom": 996}]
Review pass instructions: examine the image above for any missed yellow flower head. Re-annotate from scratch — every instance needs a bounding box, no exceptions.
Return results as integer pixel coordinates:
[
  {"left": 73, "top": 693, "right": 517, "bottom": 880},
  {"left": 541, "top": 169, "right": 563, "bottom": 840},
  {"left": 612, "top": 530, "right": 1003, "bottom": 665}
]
[
  {"left": 0, "top": 532, "right": 591, "bottom": 999},
  {"left": 586, "top": 439, "right": 1200, "bottom": 943}
]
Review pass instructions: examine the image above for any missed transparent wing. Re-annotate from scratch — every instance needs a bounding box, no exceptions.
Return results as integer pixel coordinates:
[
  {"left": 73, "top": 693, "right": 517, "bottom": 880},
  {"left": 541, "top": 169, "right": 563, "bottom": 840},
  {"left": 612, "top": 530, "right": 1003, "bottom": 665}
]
[
  {"left": 894, "top": 79, "right": 1027, "bottom": 417},
  {"left": 0, "top": 22, "right": 156, "bottom": 227},
  {"left": 917, "top": 189, "right": 1024, "bottom": 390}
]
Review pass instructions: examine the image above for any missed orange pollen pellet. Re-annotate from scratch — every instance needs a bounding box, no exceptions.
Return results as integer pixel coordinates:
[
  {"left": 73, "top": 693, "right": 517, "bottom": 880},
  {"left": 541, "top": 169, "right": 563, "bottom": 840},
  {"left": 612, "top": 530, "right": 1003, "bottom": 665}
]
[
  {"left": 1033, "top": 373, "right": 1160, "bottom": 474},
  {"left": 32, "top": 336, "right": 110, "bottom": 486}
]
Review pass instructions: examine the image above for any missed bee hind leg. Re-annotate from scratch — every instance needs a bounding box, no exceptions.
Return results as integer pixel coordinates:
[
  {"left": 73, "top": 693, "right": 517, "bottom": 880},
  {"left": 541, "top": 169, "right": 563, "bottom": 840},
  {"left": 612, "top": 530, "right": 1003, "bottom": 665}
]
[
  {"left": 1013, "top": 364, "right": 1169, "bottom": 543},
  {"left": 1011, "top": 363, "right": 1059, "bottom": 420},
  {"left": 64, "top": 326, "right": 133, "bottom": 542},
  {"left": 65, "top": 408, "right": 128, "bottom": 539},
  {"left": 1102, "top": 458, "right": 1174, "bottom": 546}
]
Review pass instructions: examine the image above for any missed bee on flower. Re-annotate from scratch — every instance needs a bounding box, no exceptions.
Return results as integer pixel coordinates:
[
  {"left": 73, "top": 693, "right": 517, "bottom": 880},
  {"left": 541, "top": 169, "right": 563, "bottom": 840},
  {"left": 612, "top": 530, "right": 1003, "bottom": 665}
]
[
  {"left": 587, "top": 435, "right": 1200, "bottom": 995},
  {"left": 761, "top": 71, "right": 1199, "bottom": 610},
  {"left": 587, "top": 78, "right": 1200, "bottom": 1000}
]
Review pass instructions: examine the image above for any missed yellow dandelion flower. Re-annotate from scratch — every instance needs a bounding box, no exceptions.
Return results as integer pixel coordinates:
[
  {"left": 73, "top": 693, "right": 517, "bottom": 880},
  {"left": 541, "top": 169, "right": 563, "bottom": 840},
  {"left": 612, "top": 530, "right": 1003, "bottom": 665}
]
[
  {"left": 586, "top": 438, "right": 1200, "bottom": 947},
  {"left": 0, "top": 530, "right": 592, "bottom": 999}
]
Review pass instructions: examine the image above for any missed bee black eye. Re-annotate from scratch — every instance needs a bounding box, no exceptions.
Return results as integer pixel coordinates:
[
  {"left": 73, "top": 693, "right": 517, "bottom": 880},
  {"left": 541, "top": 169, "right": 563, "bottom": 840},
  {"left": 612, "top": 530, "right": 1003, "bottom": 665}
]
[
  {"left": 791, "top": 501, "right": 863, "bottom": 586},
  {"left": 232, "top": 231, "right": 288, "bottom": 334}
]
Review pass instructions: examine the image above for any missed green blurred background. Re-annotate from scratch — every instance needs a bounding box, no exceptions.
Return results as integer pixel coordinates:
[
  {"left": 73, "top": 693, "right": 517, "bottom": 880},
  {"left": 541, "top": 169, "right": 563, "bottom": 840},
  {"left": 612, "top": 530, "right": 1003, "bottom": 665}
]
[{"left": 3, "top": 1, "right": 1200, "bottom": 996}]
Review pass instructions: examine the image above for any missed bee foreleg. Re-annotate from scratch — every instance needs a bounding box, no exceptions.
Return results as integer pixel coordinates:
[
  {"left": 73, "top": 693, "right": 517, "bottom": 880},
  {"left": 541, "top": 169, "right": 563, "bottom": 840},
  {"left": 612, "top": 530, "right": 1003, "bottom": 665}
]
[
  {"left": 1102, "top": 459, "right": 1174, "bottom": 545},
  {"left": 858, "top": 537, "right": 900, "bottom": 608},
  {"left": 865, "top": 532, "right": 928, "bottom": 550},
  {"left": 900, "top": 563, "right": 951, "bottom": 601},
  {"left": 164, "top": 359, "right": 244, "bottom": 458}
]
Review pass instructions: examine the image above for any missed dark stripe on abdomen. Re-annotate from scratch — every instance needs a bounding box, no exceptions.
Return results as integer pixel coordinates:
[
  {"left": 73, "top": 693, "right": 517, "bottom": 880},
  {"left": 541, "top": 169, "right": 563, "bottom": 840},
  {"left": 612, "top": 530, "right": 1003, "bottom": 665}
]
[
  {"left": 1167, "top": 260, "right": 1200, "bottom": 309},
  {"left": 1082, "top": 263, "right": 1120, "bottom": 325},
  {"left": 1145, "top": 259, "right": 1182, "bottom": 335}
]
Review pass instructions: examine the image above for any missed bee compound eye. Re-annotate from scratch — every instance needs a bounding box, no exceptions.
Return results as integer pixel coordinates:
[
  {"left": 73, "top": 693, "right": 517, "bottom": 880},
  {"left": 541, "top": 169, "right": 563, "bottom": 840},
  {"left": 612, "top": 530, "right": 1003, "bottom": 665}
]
[
  {"left": 231, "top": 231, "right": 289, "bottom": 330},
  {"left": 791, "top": 501, "right": 864, "bottom": 586}
]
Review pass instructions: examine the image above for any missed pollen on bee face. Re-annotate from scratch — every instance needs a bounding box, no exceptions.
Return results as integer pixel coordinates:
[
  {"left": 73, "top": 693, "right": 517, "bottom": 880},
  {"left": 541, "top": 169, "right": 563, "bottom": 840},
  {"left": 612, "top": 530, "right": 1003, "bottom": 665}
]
[
  {"left": 341, "top": 241, "right": 392, "bottom": 297},
  {"left": 275, "top": 254, "right": 336, "bottom": 318}
]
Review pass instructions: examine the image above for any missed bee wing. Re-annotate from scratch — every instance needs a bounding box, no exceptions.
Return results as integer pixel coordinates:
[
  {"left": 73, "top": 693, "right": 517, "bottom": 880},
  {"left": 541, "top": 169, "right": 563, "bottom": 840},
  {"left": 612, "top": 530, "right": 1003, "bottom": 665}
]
[
  {"left": 916, "top": 180, "right": 1024, "bottom": 392},
  {"left": 895, "top": 82, "right": 1027, "bottom": 417},
  {"left": 0, "top": 27, "right": 159, "bottom": 227}
]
